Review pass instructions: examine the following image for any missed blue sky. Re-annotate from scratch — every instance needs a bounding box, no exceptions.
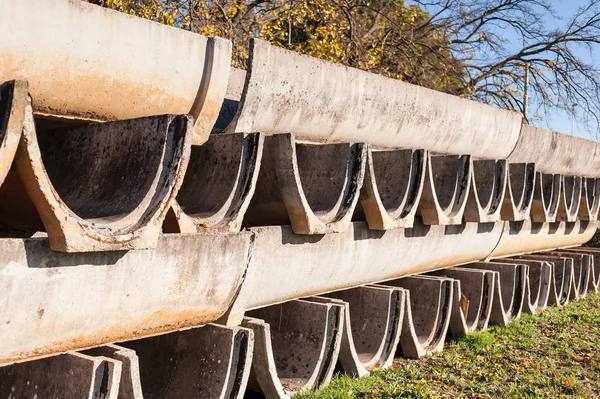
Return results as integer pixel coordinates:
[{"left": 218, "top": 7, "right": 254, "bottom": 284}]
[
  {"left": 535, "top": 1, "right": 598, "bottom": 139},
  {"left": 414, "top": 0, "right": 599, "bottom": 140}
]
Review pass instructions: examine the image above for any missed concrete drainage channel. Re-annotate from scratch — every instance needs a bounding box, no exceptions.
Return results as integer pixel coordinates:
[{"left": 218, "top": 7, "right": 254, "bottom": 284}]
[
  {"left": 1, "top": 0, "right": 600, "bottom": 398},
  {"left": 2, "top": 250, "right": 600, "bottom": 398}
]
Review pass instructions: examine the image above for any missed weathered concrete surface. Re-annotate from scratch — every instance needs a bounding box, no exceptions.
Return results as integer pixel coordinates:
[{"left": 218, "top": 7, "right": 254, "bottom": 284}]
[
  {"left": 0, "top": 352, "right": 122, "bottom": 398},
  {"left": 487, "top": 219, "right": 597, "bottom": 259},
  {"left": 164, "top": 132, "right": 263, "bottom": 233},
  {"left": 468, "top": 262, "right": 526, "bottom": 325},
  {"left": 0, "top": 0, "right": 231, "bottom": 145},
  {"left": 558, "top": 176, "right": 582, "bottom": 222},
  {"left": 357, "top": 148, "right": 426, "bottom": 229},
  {"left": 579, "top": 178, "right": 600, "bottom": 221},
  {"left": 0, "top": 80, "right": 26, "bottom": 188},
  {"left": 508, "top": 124, "right": 600, "bottom": 177},
  {"left": 243, "top": 300, "right": 343, "bottom": 398},
  {"left": 501, "top": 163, "right": 535, "bottom": 221},
  {"left": 0, "top": 108, "right": 193, "bottom": 252},
  {"left": 85, "top": 344, "right": 144, "bottom": 399},
  {"left": 515, "top": 255, "right": 574, "bottom": 306},
  {"left": 0, "top": 232, "right": 251, "bottom": 366},
  {"left": 122, "top": 324, "right": 253, "bottom": 399},
  {"left": 530, "top": 173, "right": 561, "bottom": 223},
  {"left": 551, "top": 251, "right": 592, "bottom": 299},
  {"left": 562, "top": 247, "right": 600, "bottom": 293},
  {"left": 244, "top": 134, "right": 366, "bottom": 234},
  {"left": 226, "top": 39, "right": 522, "bottom": 157},
  {"left": 465, "top": 160, "right": 507, "bottom": 223},
  {"left": 429, "top": 267, "right": 495, "bottom": 336},
  {"left": 213, "top": 67, "right": 247, "bottom": 133},
  {"left": 320, "top": 286, "right": 404, "bottom": 376},
  {"left": 497, "top": 259, "right": 552, "bottom": 314},
  {"left": 418, "top": 154, "right": 472, "bottom": 225},
  {"left": 221, "top": 220, "right": 504, "bottom": 325},
  {"left": 521, "top": 253, "right": 588, "bottom": 301},
  {"left": 379, "top": 276, "right": 453, "bottom": 358}
]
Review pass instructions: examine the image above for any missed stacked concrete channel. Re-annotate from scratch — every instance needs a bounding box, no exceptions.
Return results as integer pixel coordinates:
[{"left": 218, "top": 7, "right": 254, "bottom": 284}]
[{"left": 1, "top": 0, "right": 600, "bottom": 397}]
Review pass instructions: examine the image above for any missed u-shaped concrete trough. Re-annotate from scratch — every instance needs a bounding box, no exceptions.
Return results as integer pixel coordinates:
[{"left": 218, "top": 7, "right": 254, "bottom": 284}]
[
  {"left": 0, "top": 80, "right": 26, "bottom": 188},
  {"left": 466, "top": 262, "right": 526, "bottom": 325},
  {"left": 244, "top": 134, "right": 366, "bottom": 234},
  {"left": 520, "top": 253, "right": 589, "bottom": 301},
  {"left": 221, "top": 220, "right": 504, "bottom": 325},
  {"left": 318, "top": 286, "right": 404, "bottom": 376},
  {"left": 465, "top": 159, "right": 508, "bottom": 223},
  {"left": 242, "top": 300, "right": 343, "bottom": 398},
  {"left": 418, "top": 154, "right": 472, "bottom": 225},
  {"left": 225, "top": 40, "right": 523, "bottom": 158},
  {"left": 85, "top": 345, "right": 144, "bottom": 399},
  {"left": 0, "top": 352, "right": 122, "bottom": 398},
  {"left": 487, "top": 219, "right": 597, "bottom": 259},
  {"left": 560, "top": 247, "right": 600, "bottom": 292},
  {"left": 0, "top": 232, "right": 251, "bottom": 366},
  {"left": 1, "top": 0, "right": 231, "bottom": 145},
  {"left": 164, "top": 132, "right": 263, "bottom": 233},
  {"left": 0, "top": 106, "right": 193, "bottom": 252},
  {"left": 429, "top": 267, "right": 495, "bottom": 337},
  {"left": 495, "top": 259, "right": 552, "bottom": 314},
  {"left": 507, "top": 125, "right": 599, "bottom": 222},
  {"left": 379, "top": 276, "right": 453, "bottom": 358},
  {"left": 514, "top": 254, "right": 575, "bottom": 306},
  {"left": 119, "top": 324, "right": 253, "bottom": 399},
  {"left": 357, "top": 148, "right": 426, "bottom": 229},
  {"left": 501, "top": 162, "right": 535, "bottom": 221},
  {"left": 579, "top": 178, "right": 600, "bottom": 221}
]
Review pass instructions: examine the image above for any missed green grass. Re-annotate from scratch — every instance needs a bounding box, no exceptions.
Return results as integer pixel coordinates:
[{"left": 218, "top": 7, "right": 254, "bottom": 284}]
[{"left": 297, "top": 293, "right": 600, "bottom": 399}]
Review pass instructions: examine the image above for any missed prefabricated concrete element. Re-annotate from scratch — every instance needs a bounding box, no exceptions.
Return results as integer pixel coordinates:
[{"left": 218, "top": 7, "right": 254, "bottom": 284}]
[
  {"left": 0, "top": 0, "right": 231, "bottom": 145},
  {"left": 222, "top": 220, "right": 504, "bottom": 325},
  {"left": 319, "top": 286, "right": 404, "bottom": 376},
  {"left": 242, "top": 300, "right": 343, "bottom": 398},
  {"left": 516, "top": 255, "right": 574, "bottom": 306},
  {"left": 501, "top": 163, "right": 535, "bottom": 221},
  {"left": 429, "top": 267, "right": 495, "bottom": 337},
  {"left": 213, "top": 67, "right": 247, "bottom": 133},
  {"left": 0, "top": 232, "right": 251, "bottom": 366},
  {"left": 0, "top": 352, "right": 122, "bottom": 398},
  {"left": 226, "top": 39, "right": 523, "bottom": 156},
  {"left": 530, "top": 172, "right": 561, "bottom": 223},
  {"left": 164, "top": 132, "right": 263, "bottom": 233},
  {"left": 488, "top": 219, "right": 597, "bottom": 259},
  {"left": 0, "top": 106, "right": 193, "bottom": 252},
  {"left": 0, "top": 80, "right": 26, "bottom": 188},
  {"left": 379, "top": 276, "right": 453, "bottom": 358},
  {"left": 357, "top": 148, "right": 426, "bottom": 229},
  {"left": 557, "top": 176, "right": 583, "bottom": 222},
  {"left": 560, "top": 247, "right": 600, "bottom": 292},
  {"left": 522, "top": 253, "right": 588, "bottom": 300},
  {"left": 417, "top": 154, "right": 472, "bottom": 225},
  {"left": 121, "top": 324, "right": 253, "bottom": 399},
  {"left": 466, "top": 262, "right": 526, "bottom": 325},
  {"left": 465, "top": 159, "right": 508, "bottom": 223},
  {"left": 85, "top": 344, "right": 144, "bottom": 399},
  {"left": 508, "top": 124, "right": 600, "bottom": 177},
  {"left": 244, "top": 134, "right": 366, "bottom": 234},
  {"left": 579, "top": 178, "right": 600, "bottom": 221},
  {"left": 496, "top": 259, "right": 552, "bottom": 314},
  {"left": 550, "top": 251, "right": 592, "bottom": 299}
]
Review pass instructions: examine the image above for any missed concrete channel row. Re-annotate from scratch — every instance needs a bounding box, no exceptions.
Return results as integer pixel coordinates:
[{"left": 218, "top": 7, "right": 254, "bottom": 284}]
[
  {"left": 1, "top": 0, "right": 600, "bottom": 397},
  {"left": 0, "top": 0, "right": 599, "bottom": 253},
  {"left": 2, "top": 247, "right": 600, "bottom": 398}
]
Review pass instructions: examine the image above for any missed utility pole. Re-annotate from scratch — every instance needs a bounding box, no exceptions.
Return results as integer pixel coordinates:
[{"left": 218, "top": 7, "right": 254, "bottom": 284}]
[{"left": 523, "top": 62, "right": 530, "bottom": 123}]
